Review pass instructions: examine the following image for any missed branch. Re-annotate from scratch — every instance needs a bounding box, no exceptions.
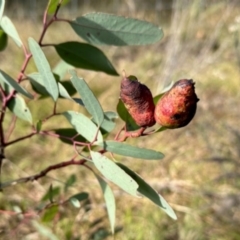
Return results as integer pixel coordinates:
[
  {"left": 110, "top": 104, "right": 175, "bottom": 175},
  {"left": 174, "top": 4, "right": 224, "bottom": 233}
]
[
  {"left": 0, "top": 158, "right": 86, "bottom": 189},
  {"left": 5, "top": 132, "right": 36, "bottom": 147}
]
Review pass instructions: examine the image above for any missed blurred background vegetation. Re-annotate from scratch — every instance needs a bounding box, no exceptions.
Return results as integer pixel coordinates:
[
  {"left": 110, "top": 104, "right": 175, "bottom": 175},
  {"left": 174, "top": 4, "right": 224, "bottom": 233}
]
[{"left": 0, "top": 0, "right": 240, "bottom": 239}]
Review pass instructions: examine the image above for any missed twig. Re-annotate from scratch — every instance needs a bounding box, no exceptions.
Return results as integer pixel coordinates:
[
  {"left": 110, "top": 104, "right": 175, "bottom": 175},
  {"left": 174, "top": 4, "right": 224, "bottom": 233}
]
[
  {"left": 5, "top": 132, "right": 36, "bottom": 147},
  {"left": 1, "top": 158, "right": 86, "bottom": 189}
]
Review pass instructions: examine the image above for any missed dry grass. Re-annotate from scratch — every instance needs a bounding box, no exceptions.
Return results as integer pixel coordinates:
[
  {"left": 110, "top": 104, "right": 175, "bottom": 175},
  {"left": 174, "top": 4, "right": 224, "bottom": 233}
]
[{"left": 1, "top": 0, "right": 240, "bottom": 239}]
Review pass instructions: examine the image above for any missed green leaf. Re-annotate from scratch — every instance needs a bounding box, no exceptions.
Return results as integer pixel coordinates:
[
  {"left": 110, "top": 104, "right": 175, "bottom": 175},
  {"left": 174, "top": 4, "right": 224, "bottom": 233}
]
[
  {"left": 54, "top": 128, "right": 87, "bottom": 145},
  {"left": 55, "top": 42, "right": 118, "bottom": 76},
  {"left": 64, "top": 174, "right": 76, "bottom": 192},
  {"left": 95, "top": 174, "right": 115, "bottom": 234},
  {"left": 155, "top": 126, "right": 168, "bottom": 133},
  {"left": 69, "top": 192, "right": 89, "bottom": 201},
  {"left": 59, "top": 81, "right": 77, "bottom": 96},
  {"left": 99, "top": 111, "right": 118, "bottom": 134},
  {"left": 41, "top": 185, "right": 60, "bottom": 202},
  {"left": 0, "top": 0, "right": 5, "bottom": 22},
  {"left": 70, "top": 13, "right": 164, "bottom": 46},
  {"left": 53, "top": 60, "right": 74, "bottom": 80},
  {"left": 32, "top": 221, "right": 59, "bottom": 240},
  {"left": 117, "top": 163, "right": 177, "bottom": 220},
  {"left": 0, "top": 28, "right": 7, "bottom": 51},
  {"left": 42, "top": 205, "right": 59, "bottom": 222},
  {"left": 0, "top": 16, "right": 22, "bottom": 47},
  {"left": 70, "top": 198, "right": 80, "bottom": 208},
  {"left": 58, "top": 82, "right": 72, "bottom": 100},
  {"left": 0, "top": 70, "right": 33, "bottom": 99},
  {"left": 68, "top": 192, "right": 89, "bottom": 208},
  {"left": 63, "top": 111, "right": 103, "bottom": 143},
  {"left": 28, "top": 72, "right": 49, "bottom": 96},
  {"left": 97, "top": 141, "right": 164, "bottom": 160},
  {"left": 69, "top": 70, "right": 104, "bottom": 125},
  {"left": 28, "top": 37, "right": 59, "bottom": 101},
  {"left": 48, "top": 0, "right": 69, "bottom": 14},
  {"left": 117, "top": 99, "right": 140, "bottom": 131},
  {"left": 7, "top": 94, "right": 32, "bottom": 123},
  {"left": 36, "top": 120, "right": 42, "bottom": 133},
  {"left": 91, "top": 151, "right": 138, "bottom": 197},
  {"left": 153, "top": 81, "right": 174, "bottom": 105}
]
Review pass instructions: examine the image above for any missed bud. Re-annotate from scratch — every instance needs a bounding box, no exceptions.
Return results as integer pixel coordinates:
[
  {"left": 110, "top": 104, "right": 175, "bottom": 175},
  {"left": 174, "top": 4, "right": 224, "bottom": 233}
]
[
  {"left": 154, "top": 79, "right": 199, "bottom": 128},
  {"left": 120, "top": 74, "right": 155, "bottom": 127}
]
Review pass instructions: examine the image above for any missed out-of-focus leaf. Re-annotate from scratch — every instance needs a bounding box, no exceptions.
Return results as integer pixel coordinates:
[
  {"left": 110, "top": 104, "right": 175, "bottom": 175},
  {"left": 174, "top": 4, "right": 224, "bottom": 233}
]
[
  {"left": 91, "top": 151, "right": 138, "bottom": 197},
  {"left": 0, "top": 70, "right": 33, "bottom": 99},
  {"left": 95, "top": 174, "right": 115, "bottom": 234},
  {"left": 69, "top": 70, "right": 104, "bottom": 125},
  {"left": 48, "top": 0, "right": 69, "bottom": 14},
  {"left": 0, "top": 16, "right": 22, "bottom": 47},
  {"left": 117, "top": 163, "right": 177, "bottom": 220},
  {"left": 97, "top": 141, "right": 164, "bottom": 160},
  {"left": 153, "top": 81, "right": 174, "bottom": 105},
  {"left": 63, "top": 111, "right": 103, "bottom": 143},
  {"left": 69, "top": 192, "right": 89, "bottom": 201},
  {"left": 32, "top": 221, "right": 59, "bottom": 240},
  {"left": 53, "top": 60, "right": 74, "bottom": 80},
  {"left": 54, "top": 128, "right": 87, "bottom": 145},
  {"left": 28, "top": 37, "right": 59, "bottom": 101},
  {"left": 0, "top": 0, "right": 5, "bottom": 22},
  {"left": 55, "top": 42, "right": 118, "bottom": 76},
  {"left": 7, "top": 94, "right": 32, "bottom": 123},
  {"left": 117, "top": 99, "right": 139, "bottom": 131},
  {"left": 70, "top": 198, "right": 80, "bottom": 208},
  {"left": 36, "top": 120, "right": 42, "bottom": 133},
  {"left": 70, "top": 13, "right": 164, "bottom": 46},
  {"left": 0, "top": 28, "right": 7, "bottom": 51},
  {"left": 42, "top": 205, "right": 59, "bottom": 223},
  {"left": 155, "top": 126, "right": 168, "bottom": 133},
  {"left": 64, "top": 174, "right": 76, "bottom": 192},
  {"left": 41, "top": 185, "right": 60, "bottom": 202},
  {"left": 68, "top": 192, "right": 89, "bottom": 208}
]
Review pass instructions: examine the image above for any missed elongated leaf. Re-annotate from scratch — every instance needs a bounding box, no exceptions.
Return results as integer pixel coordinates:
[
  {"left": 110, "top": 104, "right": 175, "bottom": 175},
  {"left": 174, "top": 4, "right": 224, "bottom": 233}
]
[
  {"left": 32, "top": 221, "right": 59, "bottom": 240},
  {"left": 55, "top": 42, "right": 118, "bottom": 76},
  {"left": 99, "top": 111, "right": 118, "bottom": 134},
  {"left": 91, "top": 151, "right": 138, "bottom": 197},
  {"left": 117, "top": 163, "right": 177, "bottom": 220},
  {"left": 95, "top": 174, "right": 115, "bottom": 234},
  {"left": 54, "top": 128, "right": 87, "bottom": 145},
  {"left": 28, "top": 37, "right": 59, "bottom": 101},
  {"left": 0, "top": 28, "right": 7, "bottom": 51},
  {"left": 0, "top": 16, "right": 22, "bottom": 47},
  {"left": 28, "top": 72, "right": 49, "bottom": 96},
  {"left": 63, "top": 111, "right": 103, "bottom": 143},
  {"left": 69, "top": 70, "right": 104, "bottom": 125},
  {"left": 117, "top": 99, "right": 139, "bottom": 131},
  {"left": 48, "top": 0, "right": 69, "bottom": 14},
  {"left": 70, "top": 13, "right": 164, "bottom": 46},
  {"left": 58, "top": 82, "right": 72, "bottom": 100},
  {"left": 64, "top": 174, "right": 76, "bottom": 192},
  {"left": 42, "top": 205, "right": 58, "bottom": 222},
  {"left": 53, "top": 60, "right": 74, "bottom": 80},
  {"left": 97, "top": 141, "right": 164, "bottom": 160},
  {"left": 7, "top": 94, "right": 32, "bottom": 123},
  {"left": 68, "top": 192, "right": 89, "bottom": 208},
  {"left": 153, "top": 81, "right": 174, "bottom": 105},
  {"left": 0, "top": 70, "right": 33, "bottom": 99},
  {"left": 0, "top": 0, "right": 5, "bottom": 22}
]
